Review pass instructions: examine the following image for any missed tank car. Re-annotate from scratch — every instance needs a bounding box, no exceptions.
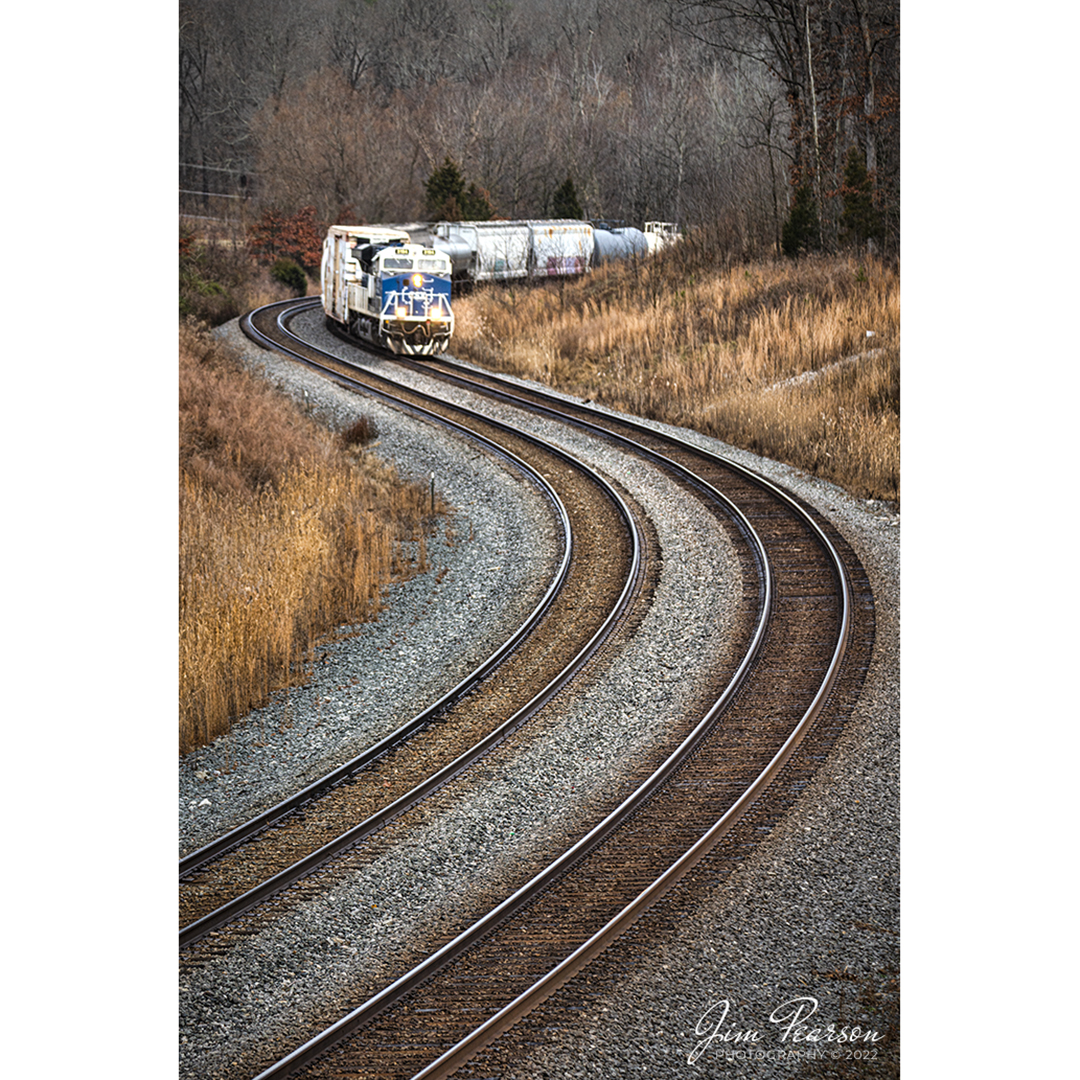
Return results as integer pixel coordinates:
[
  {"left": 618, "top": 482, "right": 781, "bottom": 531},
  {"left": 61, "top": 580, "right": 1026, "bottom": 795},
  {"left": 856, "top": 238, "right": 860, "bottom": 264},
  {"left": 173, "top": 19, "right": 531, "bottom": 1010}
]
[
  {"left": 592, "top": 225, "right": 648, "bottom": 264},
  {"left": 321, "top": 225, "right": 454, "bottom": 356}
]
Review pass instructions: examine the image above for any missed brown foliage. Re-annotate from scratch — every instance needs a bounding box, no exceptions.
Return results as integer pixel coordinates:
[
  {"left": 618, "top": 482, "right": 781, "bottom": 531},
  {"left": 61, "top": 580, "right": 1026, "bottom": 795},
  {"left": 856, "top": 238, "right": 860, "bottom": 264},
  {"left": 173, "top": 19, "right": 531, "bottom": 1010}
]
[
  {"left": 179, "top": 323, "right": 445, "bottom": 755},
  {"left": 250, "top": 68, "right": 418, "bottom": 225},
  {"left": 248, "top": 206, "right": 325, "bottom": 274},
  {"left": 342, "top": 416, "right": 380, "bottom": 447}
]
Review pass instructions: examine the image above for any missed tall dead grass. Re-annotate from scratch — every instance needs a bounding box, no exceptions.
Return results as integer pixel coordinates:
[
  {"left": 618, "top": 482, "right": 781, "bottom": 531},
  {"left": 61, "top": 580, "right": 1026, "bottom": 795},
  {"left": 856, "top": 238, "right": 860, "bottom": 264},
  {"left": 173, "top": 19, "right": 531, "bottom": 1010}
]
[
  {"left": 179, "top": 322, "right": 443, "bottom": 755},
  {"left": 452, "top": 248, "right": 899, "bottom": 502}
]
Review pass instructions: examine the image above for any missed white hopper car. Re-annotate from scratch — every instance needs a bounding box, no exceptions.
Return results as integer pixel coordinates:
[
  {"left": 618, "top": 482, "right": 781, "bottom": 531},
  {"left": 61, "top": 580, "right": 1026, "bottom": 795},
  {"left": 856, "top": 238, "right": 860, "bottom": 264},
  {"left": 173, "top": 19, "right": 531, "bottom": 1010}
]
[{"left": 430, "top": 219, "right": 595, "bottom": 283}]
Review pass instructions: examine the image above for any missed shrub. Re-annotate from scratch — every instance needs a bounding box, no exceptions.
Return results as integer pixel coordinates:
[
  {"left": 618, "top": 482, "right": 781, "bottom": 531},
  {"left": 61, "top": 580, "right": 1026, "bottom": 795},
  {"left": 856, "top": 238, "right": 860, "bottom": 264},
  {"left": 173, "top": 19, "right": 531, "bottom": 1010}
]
[
  {"left": 248, "top": 206, "right": 324, "bottom": 273},
  {"left": 342, "top": 415, "right": 379, "bottom": 447},
  {"left": 179, "top": 269, "right": 241, "bottom": 325},
  {"left": 180, "top": 224, "right": 309, "bottom": 326},
  {"left": 179, "top": 229, "right": 253, "bottom": 326},
  {"left": 271, "top": 257, "right": 308, "bottom": 294}
]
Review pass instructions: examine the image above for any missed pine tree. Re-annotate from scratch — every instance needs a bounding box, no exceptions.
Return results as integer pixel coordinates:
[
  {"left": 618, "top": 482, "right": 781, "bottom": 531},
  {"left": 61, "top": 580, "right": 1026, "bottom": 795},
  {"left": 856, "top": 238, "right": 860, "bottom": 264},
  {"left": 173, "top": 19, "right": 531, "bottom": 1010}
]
[
  {"left": 552, "top": 175, "right": 583, "bottom": 219},
  {"left": 461, "top": 182, "right": 495, "bottom": 221},
  {"left": 781, "top": 185, "right": 821, "bottom": 258},
  {"left": 839, "top": 146, "right": 883, "bottom": 249},
  {"left": 425, "top": 157, "right": 466, "bottom": 219},
  {"left": 425, "top": 158, "right": 494, "bottom": 221}
]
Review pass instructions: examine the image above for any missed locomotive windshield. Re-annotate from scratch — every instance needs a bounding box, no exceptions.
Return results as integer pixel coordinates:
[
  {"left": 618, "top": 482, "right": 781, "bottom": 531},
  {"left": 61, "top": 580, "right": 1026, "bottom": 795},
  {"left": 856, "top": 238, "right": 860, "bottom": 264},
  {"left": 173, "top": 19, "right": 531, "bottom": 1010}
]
[
  {"left": 418, "top": 257, "right": 451, "bottom": 274},
  {"left": 382, "top": 256, "right": 413, "bottom": 271}
]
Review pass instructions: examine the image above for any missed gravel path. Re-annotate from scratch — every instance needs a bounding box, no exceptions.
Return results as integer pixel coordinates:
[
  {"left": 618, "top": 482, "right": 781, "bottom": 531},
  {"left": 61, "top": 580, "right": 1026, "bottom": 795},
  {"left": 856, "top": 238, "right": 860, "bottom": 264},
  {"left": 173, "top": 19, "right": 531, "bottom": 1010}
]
[{"left": 180, "top": 319, "right": 900, "bottom": 1079}]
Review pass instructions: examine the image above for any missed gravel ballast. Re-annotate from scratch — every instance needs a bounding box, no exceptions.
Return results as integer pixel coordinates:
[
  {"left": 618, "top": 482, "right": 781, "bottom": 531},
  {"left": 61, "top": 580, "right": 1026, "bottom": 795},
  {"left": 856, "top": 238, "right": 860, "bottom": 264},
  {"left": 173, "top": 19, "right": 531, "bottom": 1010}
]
[
  {"left": 180, "top": 318, "right": 900, "bottom": 1079},
  {"left": 180, "top": 322, "right": 563, "bottom": 858}
]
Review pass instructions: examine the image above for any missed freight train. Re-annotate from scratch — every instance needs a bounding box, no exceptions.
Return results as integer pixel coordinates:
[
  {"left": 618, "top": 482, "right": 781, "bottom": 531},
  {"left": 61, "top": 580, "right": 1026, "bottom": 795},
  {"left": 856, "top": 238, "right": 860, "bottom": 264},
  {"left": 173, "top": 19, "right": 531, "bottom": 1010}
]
[
  {"left": 321, "top": 219, "right": 678, "bottom": 354},
  {"left": 427, "top": 219, "right": 678, "bottom": 283}
]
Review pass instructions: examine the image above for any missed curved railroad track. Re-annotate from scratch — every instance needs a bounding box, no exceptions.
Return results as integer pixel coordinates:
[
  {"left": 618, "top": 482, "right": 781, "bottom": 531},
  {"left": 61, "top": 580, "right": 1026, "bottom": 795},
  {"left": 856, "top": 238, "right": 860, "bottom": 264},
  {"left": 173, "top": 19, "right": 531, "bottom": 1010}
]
[
  {"left": 180, "top": 302, "right": 650, "bottom": 950},
  {"left": 178, "top": 299, "right": 875, "bottom": 1079}
]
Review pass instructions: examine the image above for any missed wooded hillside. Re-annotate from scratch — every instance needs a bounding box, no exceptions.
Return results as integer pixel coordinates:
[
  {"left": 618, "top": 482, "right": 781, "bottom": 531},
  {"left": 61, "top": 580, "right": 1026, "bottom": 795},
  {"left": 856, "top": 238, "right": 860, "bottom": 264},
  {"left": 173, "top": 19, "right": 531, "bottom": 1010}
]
[{"left": 180, "top": 0, "right": 898, "bottom": 256}]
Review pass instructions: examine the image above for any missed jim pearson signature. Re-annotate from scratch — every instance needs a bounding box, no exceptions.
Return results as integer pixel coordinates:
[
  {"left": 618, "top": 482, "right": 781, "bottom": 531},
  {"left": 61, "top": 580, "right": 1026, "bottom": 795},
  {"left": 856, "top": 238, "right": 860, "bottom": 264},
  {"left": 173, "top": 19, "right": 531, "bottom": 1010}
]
[{"left": 689, "top": 996, "right": 885, "bottom": 1064}]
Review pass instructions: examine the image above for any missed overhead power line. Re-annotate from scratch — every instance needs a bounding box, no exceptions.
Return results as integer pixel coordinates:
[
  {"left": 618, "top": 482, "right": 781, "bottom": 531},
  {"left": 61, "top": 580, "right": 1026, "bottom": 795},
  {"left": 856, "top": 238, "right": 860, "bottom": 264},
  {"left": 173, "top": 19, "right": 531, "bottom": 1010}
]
[
  {"left": 179, "top": 163, "right": 256, "bottom": 175},
  {"left": 180, "top": 189, "right": 244, "bottom": 199}
]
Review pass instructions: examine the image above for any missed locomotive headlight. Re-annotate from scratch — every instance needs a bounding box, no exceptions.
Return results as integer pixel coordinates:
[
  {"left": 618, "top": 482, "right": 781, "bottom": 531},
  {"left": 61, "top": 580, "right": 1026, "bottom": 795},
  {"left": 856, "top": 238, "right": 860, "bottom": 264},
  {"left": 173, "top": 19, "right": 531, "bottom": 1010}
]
[
  {"left": 396, "top": 306, "right": 407, "bottom": 317},
  {"left": 412, "top": 274, "right": 424, "bottom": 288}
]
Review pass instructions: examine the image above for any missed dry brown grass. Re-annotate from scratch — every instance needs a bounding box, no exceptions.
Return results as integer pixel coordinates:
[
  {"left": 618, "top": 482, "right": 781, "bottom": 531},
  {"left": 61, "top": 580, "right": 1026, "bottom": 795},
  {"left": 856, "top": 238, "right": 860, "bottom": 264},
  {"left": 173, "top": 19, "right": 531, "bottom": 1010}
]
[
  {"left": 451, "top": 247, "right": 899, "bottom": 503},
  {"left": 179, "top": 322, "right": 444, "bottom": 756}
]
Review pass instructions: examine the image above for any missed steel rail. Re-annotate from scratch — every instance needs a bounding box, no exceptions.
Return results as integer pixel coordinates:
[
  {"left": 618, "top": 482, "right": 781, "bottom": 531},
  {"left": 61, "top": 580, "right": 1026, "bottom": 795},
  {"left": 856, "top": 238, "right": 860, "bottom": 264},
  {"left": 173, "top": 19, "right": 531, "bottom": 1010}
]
[
  {"left": 232, "top": 303, "right": 851, "bottom": 1080},
  {"left": 403, "top": 347, "right": 828, "bottom": 514},
  {"left": 180, "top": 302, "right": 644, "bottom": 949},
  {"left": 414, "top": 467, "right": 853, "bottom": 1080},
  {"left": 253, "top": 457, "right": 850, "bottom": 1080},
  {"left": 401, "top": 369, "right": 857, "bottom": 1077},
  {"left": 245, "top": 395, "right": 779, "bottom": 1080},
  {"left": 181, "top": 302, "right": 570, "bottom": 880}
]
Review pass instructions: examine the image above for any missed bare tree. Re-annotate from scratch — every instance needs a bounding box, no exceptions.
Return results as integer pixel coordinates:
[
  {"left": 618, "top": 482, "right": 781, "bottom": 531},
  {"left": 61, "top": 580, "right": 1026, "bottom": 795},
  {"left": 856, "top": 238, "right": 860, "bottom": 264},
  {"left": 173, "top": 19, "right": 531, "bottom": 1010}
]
[
  {"left": 180, "top": 0, "right": 328, "bottom": 210},
  {"left": 661, "top": 0, "right": 898, "bottom": 248},
  {"left": 251, "top": 69, "right": 422, "bottom": 223},
  {"left": 180, "top": 0, "right": 895, "bottom": 248}
]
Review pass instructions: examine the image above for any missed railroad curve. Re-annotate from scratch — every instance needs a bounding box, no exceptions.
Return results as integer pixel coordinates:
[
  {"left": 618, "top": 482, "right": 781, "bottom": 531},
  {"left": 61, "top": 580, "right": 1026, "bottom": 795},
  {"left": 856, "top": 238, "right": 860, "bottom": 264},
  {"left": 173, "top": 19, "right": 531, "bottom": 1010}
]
[
  {"left": 180, "top": 298, "right": 879, "bottom": 1080},
  {"left": 181, "top": 304, "right": 648, "bottom": 949}
]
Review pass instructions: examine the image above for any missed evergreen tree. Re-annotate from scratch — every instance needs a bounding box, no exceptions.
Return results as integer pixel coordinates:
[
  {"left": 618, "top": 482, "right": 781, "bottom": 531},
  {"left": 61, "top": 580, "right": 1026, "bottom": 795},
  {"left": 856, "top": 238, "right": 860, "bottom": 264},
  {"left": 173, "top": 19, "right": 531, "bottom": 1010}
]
[
  {"left": 424, "top": 157, "right": 465, "bottom": 219},
  {"left": 552, "top": 175, "right": 583, "bottom": 219},
  {"left": 781, "top": 185, "right": 820, "bottom": 258},
  {"left": 461, "top": 182, "right": 495, "bottom": 221},
  {"left": 839, "top": 146, "right": 883, "bottom": 249},
  {"left": 424, "top": 157, "right": 494, "bottom": 221}
]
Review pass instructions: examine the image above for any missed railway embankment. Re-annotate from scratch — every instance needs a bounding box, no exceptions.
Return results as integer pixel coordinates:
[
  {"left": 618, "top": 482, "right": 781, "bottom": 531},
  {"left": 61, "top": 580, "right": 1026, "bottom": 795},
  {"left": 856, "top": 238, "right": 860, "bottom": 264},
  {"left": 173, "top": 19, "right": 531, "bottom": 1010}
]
[{"left": 179, "top": 317, "right": 899, "bottom": 1079}]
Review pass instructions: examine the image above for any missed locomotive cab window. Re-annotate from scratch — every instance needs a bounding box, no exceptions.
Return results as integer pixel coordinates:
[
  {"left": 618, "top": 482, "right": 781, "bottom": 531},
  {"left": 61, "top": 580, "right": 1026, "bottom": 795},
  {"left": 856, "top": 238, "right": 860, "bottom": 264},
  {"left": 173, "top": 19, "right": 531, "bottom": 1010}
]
[
  {"left": 418, "top": 258, "right": 450, "bottom": 274},
  {"left": 381, "top": 257, "right": 414, "bottom": 271}
]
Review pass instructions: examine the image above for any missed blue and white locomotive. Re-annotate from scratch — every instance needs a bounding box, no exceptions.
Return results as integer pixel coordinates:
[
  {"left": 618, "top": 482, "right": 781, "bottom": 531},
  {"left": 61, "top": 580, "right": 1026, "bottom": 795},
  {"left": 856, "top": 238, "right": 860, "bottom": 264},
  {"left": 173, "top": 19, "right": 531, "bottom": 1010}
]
[{"left": 321, "top": 225, "right": 454, "bottom": 355}]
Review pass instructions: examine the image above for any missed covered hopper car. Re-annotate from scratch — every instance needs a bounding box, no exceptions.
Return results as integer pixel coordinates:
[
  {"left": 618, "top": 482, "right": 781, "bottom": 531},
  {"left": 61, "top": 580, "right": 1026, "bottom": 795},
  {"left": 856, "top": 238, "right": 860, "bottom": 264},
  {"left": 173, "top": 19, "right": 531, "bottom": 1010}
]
[
  {"left": 430, "top": 219, "right": 595, "bottom": 284},
  {"left": 429, "top": 218, "right": 674, "bottom": 285},
  {"left": 592, "top": 225, "right": 649, "bottom": 263}
]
